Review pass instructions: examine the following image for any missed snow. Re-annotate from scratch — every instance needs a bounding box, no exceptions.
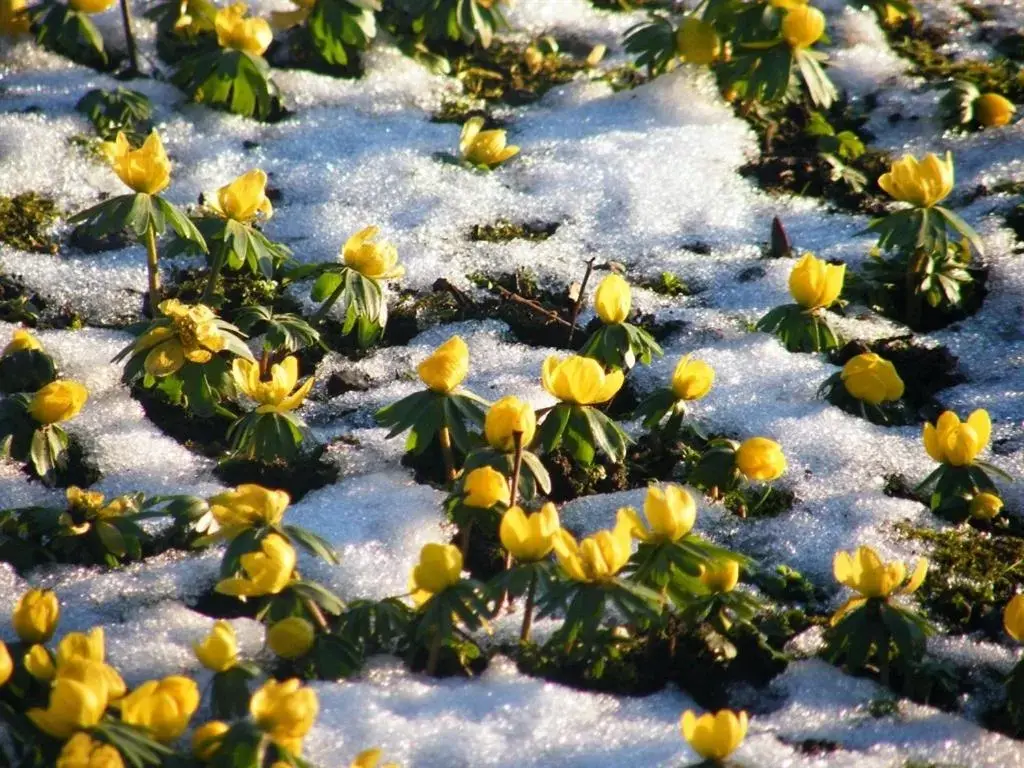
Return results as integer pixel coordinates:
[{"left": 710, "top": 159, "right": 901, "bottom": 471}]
[{"left": 2, "top": 0, "right": 1024, "bottom": 765}]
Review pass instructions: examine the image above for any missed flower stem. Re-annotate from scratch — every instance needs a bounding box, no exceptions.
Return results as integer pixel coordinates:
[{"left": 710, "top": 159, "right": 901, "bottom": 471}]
[
  {"left": 519, "top": 569, "right": 538, "bottom": 643},
  {"left": 311, "top": 278, "right": 345, "bottom": 325},
  {"left": 509, "top": 431, "right": 524, "bottom": 509},
  {"left": 201, "top": 240, "right": 229, "bottom": 305},
  {"left": 303, "top": 596, "right": 330, "bottom": 632},
  {"left": 425, "top": 629, "right": 443, "bottom": 677},
  {"left": 118, "top": 0, "right": 140, "bottom": 75},
  {"left": 567, "top": 257, "right": 596, "bottom": 345},
  {"left": 439, "top": 425, "right": 457, "bottom": 484},
  {"left": 144, "top": 221, "right": 161, "bottom": 315},
  {"left": 459, "top": 518, "right": 474, "bottom": 560}
]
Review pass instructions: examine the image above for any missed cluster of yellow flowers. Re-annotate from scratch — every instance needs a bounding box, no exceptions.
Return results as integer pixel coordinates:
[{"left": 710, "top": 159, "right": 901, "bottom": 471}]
[{"left": 2, "top": 329, "right": 89, "bottom": 427}]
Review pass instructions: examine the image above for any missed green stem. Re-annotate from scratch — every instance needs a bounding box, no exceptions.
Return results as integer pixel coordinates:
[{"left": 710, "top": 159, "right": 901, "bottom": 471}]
[
  {"left": 439, "top": 425, "right": 457, "bottom": 484},
  {"left": 201, "top": 240, "right": 229, "bottom": 305},
  {"left": 459, "top": 518, "right": 473, "bottom": 561},
  {"left": 425, "top": 629, "right": 443, "bottom": 677},
  {"left": 519, "top": 569, "right": 537, "bottom": 643},
  {"left": 144, "top": 221, "right": 161, "bottom": 315},
  {"left": 311, "top": 278, "right": 346, "bottom": 325},
  {"left": 118, "top": 0, "right": 140, "bottom": 75}
]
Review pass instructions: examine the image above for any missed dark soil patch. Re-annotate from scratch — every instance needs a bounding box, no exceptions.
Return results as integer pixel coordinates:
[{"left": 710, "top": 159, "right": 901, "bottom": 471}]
[
  {"left": 215, "top": 448, "right": 340, "bottom": 502},
  {"left": 20, "top": 435, "right": 101, "bottom": 489}
]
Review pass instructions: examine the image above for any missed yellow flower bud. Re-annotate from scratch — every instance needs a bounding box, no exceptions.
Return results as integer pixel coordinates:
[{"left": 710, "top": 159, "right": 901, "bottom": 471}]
[
  {"left": 410, "top": 543, "right": 463, "bottom": 599},
  {"left": 417, "top": 336, "right": 469, "bottom": 394},
  {"left": 216, "top": 533, "right": 296, "bottom": 598},
  {"left": 120, "top": 676, "right": 200, "bottom": 743},
  {"left": 840, "top": 352, "right": 904, "bottom": 405},
  {"left": 788, "top": 253, "right": 844, "bottom": 309},
  {"left": 209, "top": 484, "right": 290, "bottom": 540},
  {"left": 27, "top": 675, "right": 108, "bottom": 739},
  {"left": 462, "top": 466, "right": 511, "bottom": 509},
  {"left": 1005, "top": 594, "right": 1024, "bottom": 642},
  {"left": 105, "top": 131, "right": 171, "bottom": 196},
  {"left": 833, "top": 545, "right": 927, "bottom": 599},
  {"left": 0, "top": 641, "right": 11, "bottom": 687},
  {"left": 28, "top": 380, "right": 88, "bottom": 424},
  {"left": 619, "top": 484, "right": 696, "bottom": 543},
  {"left": 68, "top": 0, "right": 115, "bottom": 13},
  {"left": 500, "top": 503, "right": 560, "bottom": 562},
  {"left": 553, "top": 515, "right": 633, "bottom": 583},
  {"left": 192, "top": 720, "right": 231, "bottom": 761},
  {"left": 210, "top": 168, "right": 273, "bottom": 223},
  {"left": 13, "top": 588, "right": 60, "bottom": 643},
  {"left": 25, "top": 644, "right": 56, "bottom": 681},
  {"left": 594, "top": 274, "right": 631, "bottom": 325},
  {"left": 215, "top": 3, "right": 273, "bottom": 56},
  {"left": 194, "top": 621, "right": 238, "bottom": 672},
  {"left": 267, "top": 617, "right": 316, "bottom": 660},
  {"left": 969, "top": 492, "right": 1003, "bottom": 520},
  {"left": 735, "top": 437, "right": 787, "bottom": 482},
  {"left": 232, "top": 356, "right": 313, "bottom": 415},
  {"left": 3, "top": 328, "right": 41, "bottom": 356},
  {"left": 459, "top": 117, "right": 520, "bottom": 168},
  {"left": 922, "top": 409, "right": 990, "bottom": 467},
  {"left": 675, "top": 16, "right": 721, "bottom": 65},
  {"left": 680, "top": 709, "right": 748, "bottom": 761},
  {"left": 56, "top": 733, "right": 124, "bottom": 768},
  {"left": 484, "top": 396, "right": 537, "bottom": 451},
  {"left": 343, "top": 226, "right": 404, "bottom": 280},
  {"left": 541, "top": 354, "right": 624, "bottom": 406},
  {"left": 878, "top": 151, "right": 955, "bottom": 208},
  {"left": 782, "top": 5, "right": 825, "bottom": 49},
  {"left": 250, "top": 678, "right": 318, "bottom": 756},
  {"left": 974, "top": 93, "right": 1015, "bottom": 127},
  {"left": 671, "top": 355, "right": 714, "bottom": 401},
  {"left": 700, "top": 560, "right": 740, "bottom": 593},
  {"left": 350, "top": 747, "right": 399, "bottom": 768}
]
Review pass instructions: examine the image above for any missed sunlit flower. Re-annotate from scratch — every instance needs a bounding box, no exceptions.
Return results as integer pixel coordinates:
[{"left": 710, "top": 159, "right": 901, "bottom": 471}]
[
  {"left": 417, "top": 336, "right": 469, "bottom": 394},
  {"left": 209, "top": 484, "right": 290, "bottom": 539},
  {"left": 618, "top": 484, "right": 696, "bottom": 544},
  {"left": 462, "top": 466, "right": 511, "bottom": 509},
  {"left": 216, "top": 533, "right": 296, "bottom": 598},
  {"left": 699, "top": 560, "right": 740, "bottom": 593},
  {"left": 594, "top": 274, "right": 631, "bottom": 324},
  {"left": 409, "top": 543, "right": 462, "bottom": 605},
  {"left": 500, "top": 503, "right": 560, "bottom": 562},
  {"left": 267, "top": 617, "right": 315, "bottom": 659},
  {"left": 970, "top": 491, "right": 1003, "bottom": 520},
  {"left": 342, "top": 226, "right": 403, "bottom": 280},
  {"left": 1005, "top": 594, "right": 1024, "bottom": 642},
  {"left": 541, "top": 355, "right": 624, "bottom": 406},
  {"left": 2, "top": 328, "right": 41, "bottom": 356},
  {"left": 781, "top": 5, "right": 825, "bottom": 48},
  {"left": 789, "top": 253, "right": 844, "bottom": 310},
  {"left": 832, "top": 544, "right": 927, "bottom": 623},
  {"left": 191, "top": 720, "right": 230, "bottom": 761},
  {"left": 922, "top": 409, "right": 990, "bottom": 467},
  {"left": 841, "top": 352, "right": 904, "bottom": 406},
  {"left": 56, "top": 732, "right": 124, "bottom": 768},
  {"left": 215, "top": 3, "right": 272, "bottom": 56},
  {"left": 120, "top": 676, "right": 200, "bottom": 743},
  {"left": 459, "top": 117, "right": 519, "bottom": 168},
  {"left": 208, "top": 169, "right": 273, "bottom": 223},
  {"left": 878, "top": 152, "right": 955, "bottom": 208},
  {"left": 671, "top": 355, "right": 714, "bottom": 401},
  {"left": 194, "top": 621, "right": 238, "bottom": 672},
  {"left": 735, "top": 437, "right": 786, "bottom": 482},
  {"left": 675, "top": 16, "right": 720, "bottom": 65},
  {"left": 680, "top": 709, "right": 748, "bottom": 761},
  {"left": 102, "top": 131, "right": 171, "bottom": 196},
  {"left": 232, "top": 356, "right": 313, "bottom": 414},
  {"left": 13, "top": 588, "right": 60, "bottom": 644},
  {"left": 484, "top": 396, "right": 537, "bottom": 451},
  {"left": 553, "top": 515, "right": 632, "bottom": 583},
  {"left": 974, "top": 93, "right": 1015, "bottom": 127},
  {"left": 28, "top": 381, "right": 88, "bottom": 425},
  {"left": 250, "top": 678, "right": 318, "bottom": 756}
]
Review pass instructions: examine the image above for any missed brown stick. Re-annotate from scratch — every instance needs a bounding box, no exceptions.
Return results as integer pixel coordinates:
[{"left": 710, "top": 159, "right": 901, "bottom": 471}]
[
  {"left": 519, "top": 569, "right": 538, "bottom": 643},
  {"left": 303, "top": 597, "right": 330, "bottom": 632},
  {"left": 567, "top": 257, "right": 596, "bottom": 345},
  {"left": 439, "top": 425, "right": 457, "bottom": 483},
  {"left": 493, "top": 285, "right": 573, "bottom": 329}
]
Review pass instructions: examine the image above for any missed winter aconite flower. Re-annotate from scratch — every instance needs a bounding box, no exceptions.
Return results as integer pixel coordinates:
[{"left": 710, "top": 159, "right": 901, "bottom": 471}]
[
  {"left": 833, "top": 545, "right": 927, "bottom": 619},
  {"left": 267, "top": 617, "right": 315, "bottom": 659},
  {"left": 0, "top": 641, "right": 11, "bottom": 687},
  {"left": 676, "top": 16, "right": 720, "bottom": 65},
  {"left": 699, "top": 560, "right": 740, "bottom": 593},
  {"left": 250, "top": 678, "right": 319, "bottom": 756},
  {"left": 841, "top": 352, "right": 904, "bottom": 405},
  {"left": 3, "top": 328, "right": 41, "bottom": 356},
  {"left": 410, "top": 543, "right": 463, "bottom": 603},
  {"left": 0, "top": 0, "right": 30, "bottom": 37},
  {"left": 27, "top": 674, "right": 108, "bottom": 738},
  {"left": 103, "top": 132, "right": 171, "bottom": 196},
  {"left": 500, "top": 503, "right": 561, "bottom": 562},
  {"left": 191, "top": 720, "right": 231, "bottom": 761},
  {"left": 735, "top": 437, "right": 787, "bottom": 482},
  {"left": 194, "top": 621, "right": 238, "bottom": 672},
  {"left": 974, "top": 93, "right": 1015, "bottom": 127},
  {"left": 232, "top": 356, "right": 313, "bottom": 414},
  {"left": 134, "top": 299, "right": 226, "bottom": 377},
  {"left": 28, "top": 381, "right": 88, "bottom": 425},
  {"left": 56, "top": 733, "right": 124, "bottom": 768},
  {"left": 462, "top": 466, "right": 511, "bottom": 509},
  {"left": 342, "top": 226, "right": 403, "bottom": 280},
  {"left": 594, "top": 274, "right": 631, "bottom": 325},
  {"left": 418, "top": 336, "right": 469, "bottom": 394},
  {"left": 782, "top": 5, "right": 825, "bottom": 48},
  {"left": 970, "top": 491, "right": 1003, "bottom": 520},
  {"left": 878, "top": 152, "right": 954, "bottom": 208},
  {"left": 208, "top": 169, "right": 273, "bottom": 223},
  {"left": 459, "top": 117, "right": 519, "bottom": 168},
  {"left": 120, "top": 676, "right": 200, "bottom": 742},
  {"left": 923, "top": 409, "right": 990, "bottom": 467},
  {"left": 209, "top": 484, "right": 290, "bottom": 539},
  {"left": 13, "top": 588, "right": 60, "bottom": 644},
  {"left": 553, "top": 516, "right": 633, "bottom": 583},
  {"left": 1005, "top": 595, "right": 1024, "bottom": 642},
  {"left": 215, "top": 3, "right": 272, "bottom": 56},
  {"left": 54, "top": 628, "right": 126, "bottom": 700},
  {"left": 484, "top": 396, "right": 537, "bottom": 451},
  {"left": 25, "top": 645, "right": 55, "bottom": 680},
  {"left": 68, "top": 0, "right": 116, "bottom": 13},
  {"left": 619, "top": 484, "right": 696, "bottom": 543},
  {"left": 541, "top": 355, "right": 624, "bottom": 406},
  {"left": 350, "top": 748, "right": 399, "bottom": 768},
  {"left": 671, "top": 355, "right": 714, "bottom": 401},
  {"left": 789, "top": 253, "right": 844, "bottom": 310},
  {"left": 216, "top": 533, "right": 296, "bottom": 598},
  {"left": 680, "top": 709, "right": 748, "bottom": 761}
]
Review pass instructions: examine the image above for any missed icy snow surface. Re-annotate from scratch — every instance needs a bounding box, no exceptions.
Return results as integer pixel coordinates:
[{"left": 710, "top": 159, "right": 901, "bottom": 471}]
[{"left": 2, "top": 0, "right": 1024, "bottom": 765}]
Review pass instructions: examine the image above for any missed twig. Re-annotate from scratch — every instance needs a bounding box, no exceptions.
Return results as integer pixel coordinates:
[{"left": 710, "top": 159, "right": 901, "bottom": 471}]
[
  {"left": 519, "top": 570, "right": 538, "bottom": 643},
  {"left": 567, "top": 257, "right": 596, "bottom": 345},
  {"left": 492, "top": 285, "right": 573, "bottom": 329},
  {"left": 433, "top": 278, "right": 474, "bottom": 309}
]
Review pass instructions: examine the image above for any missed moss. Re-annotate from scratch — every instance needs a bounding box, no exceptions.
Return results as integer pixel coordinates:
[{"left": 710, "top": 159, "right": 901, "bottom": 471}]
[
  {"left": 723, "top": 485, "right": 796, "bottom": 519},
  {"left": 892, "top": 37, "right": 1024, "bottom": 102},
  {"left": 469, "top": 219, "right": 560, "bottom": 243},
  {"left": 588, "top": 0, "right": 672, "bottom": 10},
  {"left": 893, "top": 520, "right": 1024, "bottom": 636},
  {"left": 0, "top": 192, "right": 60, "bottom": 253},
  {"left": 544, "top": 448, "right": 630, "bottom": 502},
  {"left": 639, "top": 271, "right": 692, "bottom": 297},
  {"left": 868, "top": 697, "right": 900, "bottom": 718},
  {"left": 167, "top": 267, "right": 283, "bottom": 316}
]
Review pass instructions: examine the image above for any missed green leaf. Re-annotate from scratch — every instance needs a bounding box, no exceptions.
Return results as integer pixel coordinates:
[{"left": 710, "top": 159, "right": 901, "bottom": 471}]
[{"left": 312, "top": 271, "right": 344, "bottom": 303}]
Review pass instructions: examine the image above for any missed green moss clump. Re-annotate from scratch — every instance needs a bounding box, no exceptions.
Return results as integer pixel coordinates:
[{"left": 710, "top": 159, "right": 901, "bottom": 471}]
[
  {"left": 892, "top": 38, "right": 1024, "bottom": 102},
  {"left": 639, "top": 271, "right": 691, "bottom": 297},
  {"left": 0, "top": 192, "right": 60, "bottom": 253},
  {"left": 470, "top": 219, "right": 559, "bottom": 243},
  {"left": 724, "top": 485, "right": 796, "bottom": 519}
]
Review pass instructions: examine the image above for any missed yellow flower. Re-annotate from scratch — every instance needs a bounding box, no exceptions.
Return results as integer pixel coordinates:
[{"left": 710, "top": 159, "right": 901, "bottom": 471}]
[
  {"left": 735, "top": 437, "right": 786, "bottom": 482},
  {"left": 782, "top": 5, "right": 825, "bottom": 48},
  {"left": 832, "top": 545, "right": 927, "bottom": 623},
  {"left": 680, "top": 709, "right": 748, "bottom": 761},
  {"left": 410, "top": 543, "right": 462, "bottom": 604},
  {"left": 28, "top": 380, "right": 88, "bottom": 425},
  {"left": 215, "top": 533, "right": 296, "bottom": 598},
  {"left": 3, "top": 328, "right": 41, "bottom": 356},
  {"left": 671, "top": 355, "right": 714, "bottom": 401},
  {"left": 103, "top": 131, "right": 171, "bottom": 196},
  {"left": 788, "top": 253, "right": 844, "bottom": 310},
  {"left": 500, "top": 503, "right": 560, "bottom": 562},
  {"left": 484, "top": 396, "right": 537, "bottom": 451},
  {"left": 13, "top": 588, "right": 60, "bottom": 644},
  {"left": 462, "top": 466, "right": 511, "bottom": 509},
  {"left": 27, "top": 675, "right": 108, "bottom": 739},
  {"left": 970, "top": 492, "right": 1003, "bottom": 520},
  {"left": 267, "top": 617, "right": 316, "bottom": 660},
  {"left": 1005, "top": 595, "right": 1024, "bottom": 642},
  {"left": 553, "top": 516, "right": 633, "bottom": 583},
  {"left": 459, "top": 117, "right": 520, "bottom": 168},
  {"left": 0, "top": 0, "right": 31, "bottom": 37},
  {"left": 841, "top": 352, "right": 904, "bottom": 405},
  {"left": 541, "top": 355, "right": 624, "bottom": 406},
  {"left": 594, "top": 274, "right": 631, "bottom": 325},
  {"left": 55, "top": 629, "right": 126, "bottom": 702},
  {"left": 25, "top": 644, "right": 56, "bottom": 681},
  {"left": 769, "top": 0, "right": 806, "bottom": 8},
  {"left": 922, "top": 409, "right": 990, "bottom": 467},
  {"left": 120, "top": 676, "right": 200, "bottom": 743},
  {"left": 881, "top": 3, "right": 907, "bottom": 25},
  {"left": 878, "top": 152, "right": 955, "bottom": 208},
  {"left": 193, "top": 621, "right": 238, "bottom": 672},
  {"left": 343, "top": 226, "right": 404, "bottom": 280},
  {"left": 215, "top": 3, "right": 272, "bottom": 56},
  {"left": 250, "top": 678, "right": 318, "bottom": 756},
  {"left": 232, "top": 356, "right": 313, "bottom": 414},
  {"left": 619, "top": 484, "right": 696, "bottom": 543},
  {"left": 68, "top": 0, "right": 115, "bottom": 13},
  {"left": 134, "top": 299, "right": 227, "bottom": 378},
  {"left": 975, "top": 93, "right": 1015, "bottom": 127},
  {"left": 209, "top": 484, "right": 290, "bottom": 539},
  {"left": 417, "top": 336, "right": 469, "bottom": 394},
  {"left": 675, "top": 16, "right": 721, "bottom": 65},
  {"left": 350, "top": 747, "right": 399, "bottom": 768},
  {"left": 208, "top": 169, "right": 273, "bottom": 223},
  {"left": 699, "top": 560, "right": 740, "bottom": 593},
  {"left": 0, "top": 641, "right": 10, "bottom": 687},
  {"left": 56, "top": 732, "right": 124, "bottom": 768},
  {"left": 191, "top": 721, "right": 231, "bottom": 761}
]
